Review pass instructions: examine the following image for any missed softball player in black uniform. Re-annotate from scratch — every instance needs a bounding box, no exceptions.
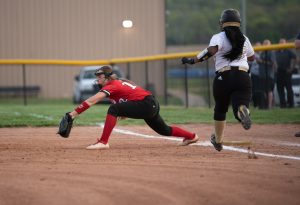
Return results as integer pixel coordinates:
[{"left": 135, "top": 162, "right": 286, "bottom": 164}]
[{"left": 182, "top": 9, "right": 255, "bottom": 151}]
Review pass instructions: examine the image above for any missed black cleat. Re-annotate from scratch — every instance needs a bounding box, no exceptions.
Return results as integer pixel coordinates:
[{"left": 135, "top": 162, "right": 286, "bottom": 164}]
[
  {"left": 238, "top": 105, "right": 251, "bottom": 130},
  {"left": 210, "top": 134, "right": 223, "bottom": 151}
]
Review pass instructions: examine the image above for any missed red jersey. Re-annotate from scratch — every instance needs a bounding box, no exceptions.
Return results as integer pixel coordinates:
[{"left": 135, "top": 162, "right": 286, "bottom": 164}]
[{"left": 100, "top": 80, "right": 152, "bottom": 104}]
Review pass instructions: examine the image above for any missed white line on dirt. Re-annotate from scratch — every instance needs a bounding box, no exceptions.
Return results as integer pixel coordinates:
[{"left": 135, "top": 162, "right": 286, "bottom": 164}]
[
  {"left": 97, "top": 123, "right": 300, "bottom": 161},
  {"left": 277, "top": 142, "right": 300, "bottom": 147}
]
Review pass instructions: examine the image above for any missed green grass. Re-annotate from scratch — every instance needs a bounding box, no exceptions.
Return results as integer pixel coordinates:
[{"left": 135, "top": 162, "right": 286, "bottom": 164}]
[{"left": 0, "top": 100, "right": 299, "bottom": 127}]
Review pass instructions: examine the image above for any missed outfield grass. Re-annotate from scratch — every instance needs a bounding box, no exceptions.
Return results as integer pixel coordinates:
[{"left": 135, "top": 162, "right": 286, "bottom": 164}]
[{"left": 0, "top": 100, "right": 299, "bottom": 127}]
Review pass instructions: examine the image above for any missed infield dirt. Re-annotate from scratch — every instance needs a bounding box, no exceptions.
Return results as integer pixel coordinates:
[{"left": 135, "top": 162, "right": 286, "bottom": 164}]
[{"left": 0, "top": 124, "right": 300, "bottom": 205}]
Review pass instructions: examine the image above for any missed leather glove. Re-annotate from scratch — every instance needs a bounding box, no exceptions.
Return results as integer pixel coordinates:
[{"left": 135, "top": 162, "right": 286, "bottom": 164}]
[{"left": 57, "top": 112, "right": 74, "bottom": 138}]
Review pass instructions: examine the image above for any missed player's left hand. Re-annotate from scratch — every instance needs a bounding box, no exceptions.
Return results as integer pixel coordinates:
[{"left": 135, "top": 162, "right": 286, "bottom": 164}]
[{"left": 57, "top": 112, "right": 74, "bottom": 138}]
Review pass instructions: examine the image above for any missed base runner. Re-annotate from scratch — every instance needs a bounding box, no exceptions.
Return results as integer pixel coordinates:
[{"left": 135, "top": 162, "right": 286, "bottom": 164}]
[{"left": 181, "top": 9, "right": 255, "bottom": 151}]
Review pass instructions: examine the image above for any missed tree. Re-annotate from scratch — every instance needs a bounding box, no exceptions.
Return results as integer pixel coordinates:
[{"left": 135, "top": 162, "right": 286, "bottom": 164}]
[{"left": 166, "top": 0, "right": 300, "bottom": 45}]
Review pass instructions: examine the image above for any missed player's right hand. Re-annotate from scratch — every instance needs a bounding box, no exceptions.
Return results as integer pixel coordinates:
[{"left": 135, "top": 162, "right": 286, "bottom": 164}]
[{"left": 181, "top": 57, "right": 195, "bottom": 64}]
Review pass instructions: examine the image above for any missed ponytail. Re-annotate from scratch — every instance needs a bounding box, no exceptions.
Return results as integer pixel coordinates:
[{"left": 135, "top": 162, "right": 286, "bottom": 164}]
[{"left": 222, "top": 26, "right": 245, "bottom": 61}]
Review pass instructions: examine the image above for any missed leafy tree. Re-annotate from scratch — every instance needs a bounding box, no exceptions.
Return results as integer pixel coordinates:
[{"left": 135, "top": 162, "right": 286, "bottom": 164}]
[{"left": 166, "top": 0, "right": 300, "bottom": 45}]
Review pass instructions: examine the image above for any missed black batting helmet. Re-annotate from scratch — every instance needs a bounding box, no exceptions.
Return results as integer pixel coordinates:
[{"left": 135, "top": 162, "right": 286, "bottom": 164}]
[
  {"left": 220, "top": 9, "right": 241, "bottom": 29},
  {"left": 94, "top": 65, "right": 113, "bottom": 78}
]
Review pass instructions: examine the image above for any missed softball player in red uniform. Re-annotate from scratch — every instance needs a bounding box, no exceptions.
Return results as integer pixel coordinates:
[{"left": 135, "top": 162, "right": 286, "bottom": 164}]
[
  {"left": 182, "top": 9, "right": 255, "bottom": 151},
  {"left": 69, "top": 65, "right": 199, "bottom": 149}
]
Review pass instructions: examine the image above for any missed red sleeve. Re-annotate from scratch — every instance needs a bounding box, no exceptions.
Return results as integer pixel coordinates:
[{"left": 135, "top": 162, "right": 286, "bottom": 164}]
[{"left": 101, "top": 84, "right": 118, "bottom": 97}]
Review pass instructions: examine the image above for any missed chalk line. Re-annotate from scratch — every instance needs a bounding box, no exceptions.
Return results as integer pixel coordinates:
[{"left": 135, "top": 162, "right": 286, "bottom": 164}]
[{"left": 97, "top": 123, "right": 300, "bottom": 161}]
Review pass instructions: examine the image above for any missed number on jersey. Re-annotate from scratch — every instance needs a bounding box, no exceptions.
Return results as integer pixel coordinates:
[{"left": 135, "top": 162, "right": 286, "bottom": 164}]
[{"left": 122, "top": 82, "right": 136, "bottom": 89}]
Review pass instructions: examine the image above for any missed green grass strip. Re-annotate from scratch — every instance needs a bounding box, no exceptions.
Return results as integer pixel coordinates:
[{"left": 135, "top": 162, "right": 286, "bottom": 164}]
[{"left": 0, "top": 102, "right": 299, "bottom": 127}]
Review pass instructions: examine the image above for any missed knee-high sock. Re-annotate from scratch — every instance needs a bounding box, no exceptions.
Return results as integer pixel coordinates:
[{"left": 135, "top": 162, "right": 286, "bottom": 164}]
[
  {"left": 171, "top": 126, "right": 195, "bottom": 139},
  {"left": 99, "top": 114, "right": 117, "bottom": 144},
  {"left": 214, "top": 120, "right": 226, "bottom": 143}
]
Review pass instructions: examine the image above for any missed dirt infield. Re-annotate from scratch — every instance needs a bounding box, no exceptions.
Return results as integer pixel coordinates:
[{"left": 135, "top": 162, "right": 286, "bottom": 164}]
[{"left": 0, "top": 124, "right": 300, "bottom": 205}]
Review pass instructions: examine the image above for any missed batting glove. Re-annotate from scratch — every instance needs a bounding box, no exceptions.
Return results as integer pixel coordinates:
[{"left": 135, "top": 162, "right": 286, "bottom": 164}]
[{"left": 181, "top": 57, "right": 195, "bottom": 65}]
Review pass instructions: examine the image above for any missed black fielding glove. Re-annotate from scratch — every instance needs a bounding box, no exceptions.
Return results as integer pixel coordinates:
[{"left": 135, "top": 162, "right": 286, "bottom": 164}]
[
  {"left": 181, "top": 57, "right": 195, "bottom": 64},
  {"left": 57, "top": 112, "right": 74, "bottom": 138}
]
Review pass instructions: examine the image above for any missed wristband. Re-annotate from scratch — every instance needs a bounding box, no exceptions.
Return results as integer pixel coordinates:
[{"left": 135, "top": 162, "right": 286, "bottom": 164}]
[
  {"left": 75, "top": 101, "right": 90, "bottom": 114},
  {"left": 197, "top": 48, "right": 212, "bottom": 62}
]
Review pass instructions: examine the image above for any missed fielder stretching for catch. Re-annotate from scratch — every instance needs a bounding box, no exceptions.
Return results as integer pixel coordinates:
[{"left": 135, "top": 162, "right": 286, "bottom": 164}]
[
  {"left": 58, "top": 65, "right": 199, "bottom": 149},
  {"left": 182, "top": 9, "right": 255, "bottom": 151}
]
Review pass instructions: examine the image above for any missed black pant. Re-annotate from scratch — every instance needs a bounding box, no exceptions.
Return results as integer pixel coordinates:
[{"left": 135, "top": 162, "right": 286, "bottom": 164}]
[
  {"left": 107, "top": 95, "right": 172, "bottom": 136},
  {"left": 276, "top": 72, "right": 294, "bottom": 108},
  {"left": 213, "top": 68, "right": 252, "bottom": 121}
]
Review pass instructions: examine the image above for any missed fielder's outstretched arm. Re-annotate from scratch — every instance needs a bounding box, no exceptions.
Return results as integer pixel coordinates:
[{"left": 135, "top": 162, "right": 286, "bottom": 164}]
[{"left": 70, "top": 91, "right": 107, "bottom": 119}]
